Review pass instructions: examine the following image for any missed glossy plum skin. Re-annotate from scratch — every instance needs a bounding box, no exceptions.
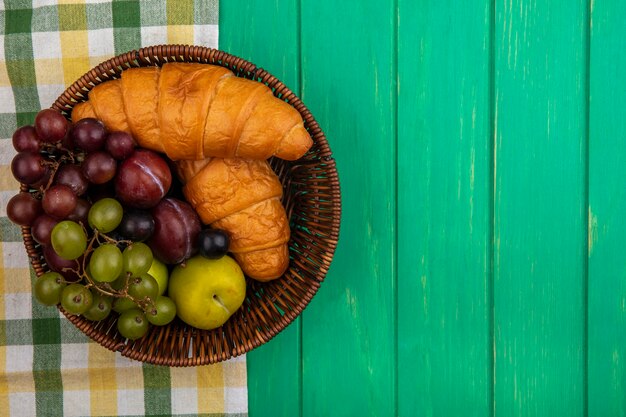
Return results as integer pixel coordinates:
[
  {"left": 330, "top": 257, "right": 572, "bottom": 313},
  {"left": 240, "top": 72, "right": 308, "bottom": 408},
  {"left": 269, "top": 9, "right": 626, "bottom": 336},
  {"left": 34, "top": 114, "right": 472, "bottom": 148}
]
[
  {"left": 147, "top": 198, "right": 201, "bottom": 265},
  {"left": 115, "top": 149, "right": 172, "bottom": 209}
]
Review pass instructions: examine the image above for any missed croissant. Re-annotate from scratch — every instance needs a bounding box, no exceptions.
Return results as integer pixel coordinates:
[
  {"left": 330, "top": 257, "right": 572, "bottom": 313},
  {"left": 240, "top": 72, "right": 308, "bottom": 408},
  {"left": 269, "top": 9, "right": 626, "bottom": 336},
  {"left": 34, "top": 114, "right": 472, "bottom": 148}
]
[
  {"left": 71, "top": 62, "right": 312, "bottom": 161},
  {"left": 176, "top": 158, "right": 290, "bottom": 281}
]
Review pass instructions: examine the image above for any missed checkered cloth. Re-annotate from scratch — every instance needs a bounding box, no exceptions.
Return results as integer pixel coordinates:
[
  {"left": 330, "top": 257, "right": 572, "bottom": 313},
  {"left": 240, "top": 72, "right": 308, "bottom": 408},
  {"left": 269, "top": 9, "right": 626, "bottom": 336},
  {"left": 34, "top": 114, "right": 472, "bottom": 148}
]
[{"left": 0, "top": 1, "right": 248, "bottom": 416}]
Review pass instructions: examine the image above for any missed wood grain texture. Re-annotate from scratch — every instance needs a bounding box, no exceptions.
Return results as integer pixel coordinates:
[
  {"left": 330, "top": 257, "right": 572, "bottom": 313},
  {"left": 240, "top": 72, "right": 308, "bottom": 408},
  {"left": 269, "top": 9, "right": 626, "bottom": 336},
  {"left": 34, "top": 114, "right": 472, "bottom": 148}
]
[
  {"left": 219, "top": 3, "right": 302, "bottom": 417},
  {"left": 493, "top": 0, "right": 588, "bottom": 415},
  {"left": 397, "top": 1, "right": 493, "bottom": 415},
  {"left": 299, "top": 1, "right": 397, "bottom": 416},
  {"left": 588, "top": 1, "right": 626, "bottom": 415}
]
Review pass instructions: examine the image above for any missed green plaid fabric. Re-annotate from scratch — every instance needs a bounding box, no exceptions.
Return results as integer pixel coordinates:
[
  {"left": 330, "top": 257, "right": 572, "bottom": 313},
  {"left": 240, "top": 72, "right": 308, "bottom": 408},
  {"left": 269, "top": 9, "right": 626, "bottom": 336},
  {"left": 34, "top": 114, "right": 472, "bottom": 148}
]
[{"left": 1, "top": 1, "right": 248, "bottom": 415}]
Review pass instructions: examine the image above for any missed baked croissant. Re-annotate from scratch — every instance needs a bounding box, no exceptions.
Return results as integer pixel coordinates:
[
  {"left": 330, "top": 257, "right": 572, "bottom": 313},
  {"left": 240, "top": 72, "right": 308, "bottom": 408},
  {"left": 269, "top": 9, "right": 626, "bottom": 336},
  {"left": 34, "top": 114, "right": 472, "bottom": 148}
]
[
  {"left": 72, "top": 62, "right": 312, "bottom": 161},
  {"left": 176, "top": 158, "right": 290, "bottom": 281}
]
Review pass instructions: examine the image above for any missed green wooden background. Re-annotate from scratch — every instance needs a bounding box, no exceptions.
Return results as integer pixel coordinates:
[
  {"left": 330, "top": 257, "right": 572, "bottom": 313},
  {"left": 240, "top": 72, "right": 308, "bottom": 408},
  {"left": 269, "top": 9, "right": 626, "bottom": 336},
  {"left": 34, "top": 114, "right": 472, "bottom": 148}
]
[{"left": 220, "top": 1, "right": 626, "bottom": 416}]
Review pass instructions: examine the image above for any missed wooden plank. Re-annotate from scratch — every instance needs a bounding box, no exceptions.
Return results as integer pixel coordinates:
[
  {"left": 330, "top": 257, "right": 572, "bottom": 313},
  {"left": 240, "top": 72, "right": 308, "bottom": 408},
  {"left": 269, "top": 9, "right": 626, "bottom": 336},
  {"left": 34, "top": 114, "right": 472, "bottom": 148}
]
[
  {"left": 588, "top": 1, "right": 626, "bottom": 415},
  {"left": 219, "top": 3, "right": 302, "bottom": 417},
  {"left": 396, "top": 1, "right": 493, "bottom": 415},
  {"left": 493, "top": 1, "right": 588, "bottom": 415},
  {"left": 299, "top": 1, "right": 397, "bottom": 415}
]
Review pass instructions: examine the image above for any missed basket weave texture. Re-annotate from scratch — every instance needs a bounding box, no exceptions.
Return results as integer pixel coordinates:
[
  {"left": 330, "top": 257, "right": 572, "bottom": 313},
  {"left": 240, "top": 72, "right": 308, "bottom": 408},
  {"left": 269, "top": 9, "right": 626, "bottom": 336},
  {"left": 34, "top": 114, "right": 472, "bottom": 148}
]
[{"left": 20, "top": 45, "right": 341, "bottom": 366}]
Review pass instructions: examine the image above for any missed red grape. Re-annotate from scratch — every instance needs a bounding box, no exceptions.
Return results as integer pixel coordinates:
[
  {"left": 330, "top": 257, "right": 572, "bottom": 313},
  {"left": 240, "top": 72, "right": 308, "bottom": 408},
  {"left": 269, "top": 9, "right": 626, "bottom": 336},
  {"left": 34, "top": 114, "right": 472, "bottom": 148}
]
[
  {"left": 35, "top": 109, "right": 68, "bottom": 144},
  {"left": 106, "top": 131, "right": 136, "bottom": 160},
  {"left": 31, "top": 214, "right": 59, "bottom": 245},
  {"left": 42, "top": 184, "right": 77, "bottom": 219},
  {"left": 55, "top": 164, "right": 88, "bottom": 196},
  {"left": 67, "top": 198, "right": 91, "bottom": 226},
  {"left": 82, "top": 151, "right": 117, "bottom": 184},
  {"left": 12, "top": 125, "right": 41, "bottom": 152},
  {"left": 115, "top": 149, "right": 171, "bottom": 209},
  {"left": 72, "top": 118, "right": 107, "bottom": 152},
  {"left": 11, "top": 152, "right": 47, "bottom": 185},
  {"left": 148, "top": 198, "right": 201, "bottom": 264},
  {"left": 6, "top": 192, "right": 43, "bottom": 226},
  {"left": 43, "top": 245, "right": 81, "bottom": 282}
]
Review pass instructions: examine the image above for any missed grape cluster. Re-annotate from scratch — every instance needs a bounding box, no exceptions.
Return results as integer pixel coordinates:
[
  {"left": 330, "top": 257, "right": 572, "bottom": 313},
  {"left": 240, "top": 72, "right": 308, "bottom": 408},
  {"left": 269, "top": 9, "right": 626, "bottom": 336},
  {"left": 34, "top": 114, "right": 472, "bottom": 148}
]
[{"left": 7, "top": 110, "right": 182, "bottom": 341}]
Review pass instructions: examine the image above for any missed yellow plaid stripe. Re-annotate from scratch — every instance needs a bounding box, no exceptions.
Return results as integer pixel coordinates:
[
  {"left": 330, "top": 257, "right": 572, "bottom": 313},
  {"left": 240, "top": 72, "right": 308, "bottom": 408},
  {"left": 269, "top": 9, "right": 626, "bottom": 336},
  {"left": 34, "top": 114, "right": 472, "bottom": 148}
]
[{"left": 1, "top": 1, "right": 247, "bottom": 416}]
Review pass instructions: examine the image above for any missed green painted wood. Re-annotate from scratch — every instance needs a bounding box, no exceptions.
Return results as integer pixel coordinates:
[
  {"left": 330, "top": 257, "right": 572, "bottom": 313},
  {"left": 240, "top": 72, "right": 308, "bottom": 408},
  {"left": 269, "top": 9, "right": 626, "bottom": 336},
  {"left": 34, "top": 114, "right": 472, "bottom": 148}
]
[
  {"left": 397, "top": 1, "right": 493, "bottom": 416},
  {"left": 219, "top": 3, "right": 302, "bottom": 417},
  {"left": 298, "top": 1, "right": 397, "bottom": 416},
  {"left": 588, "top": 1, "right": 626, "bottom": 415},
  {"left": 493, "top": 0, "right": 588, "bottom": 415}
]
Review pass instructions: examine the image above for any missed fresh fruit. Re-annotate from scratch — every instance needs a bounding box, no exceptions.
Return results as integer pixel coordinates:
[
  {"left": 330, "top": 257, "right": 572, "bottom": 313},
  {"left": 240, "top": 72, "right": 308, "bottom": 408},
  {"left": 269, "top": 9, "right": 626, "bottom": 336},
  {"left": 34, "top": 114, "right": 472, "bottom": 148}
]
[
  {"left": 42, "top": 184, "right": 77, "bottom": 219},
  {"left": 127, "top": 273, "right": 159, "bottom": 302},
  {"left": 112, "top": 296, "right": 137, "bottom": 313},
  {"left": 72, "top": 118, "right": 107, "bottom": 152},
  {"left": 82, "top": 151, "right": 117, "bottom": 184},
  {"left": 145, "top": 296, "right": 176, "bottom": 326},
  {"left": 117, "top": 308, "right": 149, "bottom": 340},
  {"left": 117, "top": 209, "right": 154, "bottom": 242},
  {"left": 88, "top": 197, "right": 123, "bottom": 233},
  {"left": 11, "top": 152, "right": 47, "bottom": 185},
  {"left": 60, "top": 283, "right": 93, "bottom": 314},
  {"left": 168, "top": 255, "right": 246, "bottom": 330},
  {"left": 106, "top": 131, "right": 135, "bottom": 160},
  {"left": 31, "top": 214, "right": 59, "bottom": 245},
  {"left": 122, "top": 242, "right": 153, "bottom": 277},
  {"left": 12, "top": 125, "right": 40, "bottom": 152},
  {"left": 148, "top": 198, "right": 201, "bottom": 264},
  {"left": 6, "top": 192, "right": 43, "bottom": 226},
  {"left": 51, "top": 220, "right": 87, "bottom": 260},
  {"left": 197, "top": 229, "right": 230, "bottom": 259},
  {"left": 43, "top": 245, "right": 81, "bottom": 282},
  {"left": 89, "top": 243, "right": 123, "bottom": 282},
  {"left": 34, "top": 271, "right": 66, "bottom": 306},
  {"left": 55, "top": 164, "right": 88, "bottom": 196},
  {"left": 115, "top": 149, "right": 172, "bottom": 209},
  {"left": 35, "top": 109, "right": 68, "bottom": 143},
  {"left": 147, "top": 257, "right": 168, "bottom": 295},
  {"left": 83, "top": 292, "right": 112, "bottom": 321},
  {"left": 67, "top": 198, "right": 91, "bottom": 226}
]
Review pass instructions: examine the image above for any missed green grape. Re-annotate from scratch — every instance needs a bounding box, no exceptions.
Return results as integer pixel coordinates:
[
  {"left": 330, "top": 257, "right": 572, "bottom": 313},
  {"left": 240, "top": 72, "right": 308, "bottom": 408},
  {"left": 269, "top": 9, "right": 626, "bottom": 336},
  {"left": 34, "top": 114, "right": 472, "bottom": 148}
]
[
  {"left": 34, "top": 271, "right": 66, "bottom": 306},
  {"left": 89, "top": 243, "right": 123, "bottom": 282},
  {"left": 112, "top": 296, "right": 137, "bottom": 313},
  {"left": 128, "top": 273, "right": 159, "bottom": 302},
  {"left": 51, "top": 220, "right": 87, "bottom": 260},
  {"left": 122, "top": 242, "right": 153, "bottom": 277},
  {"left": 145, "top": 296, "right": 177, "bottom": 326},
  {"left": 61, "top": 283, "right": 93, "bottom": 315},
  {"left": 117, "top": 308, "right": 149, "bottom": 340},
  {"left": 88, "top": 197, "right": 123, "bottom": 233},
  {"left": 83, "top": 292, "right": 112, "bottom": 321}
]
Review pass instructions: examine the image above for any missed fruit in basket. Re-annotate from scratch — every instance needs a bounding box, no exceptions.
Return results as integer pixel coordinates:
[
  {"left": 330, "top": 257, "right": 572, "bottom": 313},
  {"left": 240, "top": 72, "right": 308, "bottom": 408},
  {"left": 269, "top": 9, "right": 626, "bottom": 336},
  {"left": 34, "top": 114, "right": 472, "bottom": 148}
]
[
  {"left": 88, "top": 197, "right": 123, "bottom": 233},
  {"left": 12, "top": 125, "right": 41, "bottom": 152},
  {"left": 34, "top": 271, "right": 66, "bottom": 306},
  {"left": 82, "top": 151, "right": 117, "bottom": 184},
  {"left": 118, "top": 209, "right": 155, "bottom": 242},
  {"left": 42, "top": 184, "right": 77, "bottom": 219},
  {"left": 89, "top": 243, "right": 123, "bottom": 283},
  {"left": 117, "top": 308, "right": 149, "bottom": 340},
  {"left": 71, "top": 62, "right": 312, "bottom": 161},
  {"left": 6, "top": 192, "right": 42, "bottom": 226},
  {"left": 35, "top": 108, "right": 69, "bottom": 144},
  {"left": 11, "top": 152, "right": 47, "bottom": 185},
  {"left": 145, "top": 296, "right": 176, "bottom": 326},
  {"left": 168, "top": 255, "right": 246, "bottom": 330},
  {"left": 72, "top": 118, "right": 107, "bottom": 152},
  {"left": 197, "top": 229, "right": 230, "bottom": 259},
  {"left": 122, "top": 242, "right": 153, "bottom": 277},
  {"left": 115, "top": 149, "right": 172, "bottom": 209},
  {"left": 60, "top": 283, "right": 93, "bottom": 315},
  {"left": 147, "top": 257, "right": 168, "bottom": 295},
  {"left": 51, "top": 220, "right": 87, "bottom": 260},
  {"left": 106, "top": 131, "right": 136, "bottom": 160},
  {"left": 147, "top": 198, "right": 201, "bottom": 264},
  {"left": 83, "top": 292, "right": 112, "bottom": 321}
]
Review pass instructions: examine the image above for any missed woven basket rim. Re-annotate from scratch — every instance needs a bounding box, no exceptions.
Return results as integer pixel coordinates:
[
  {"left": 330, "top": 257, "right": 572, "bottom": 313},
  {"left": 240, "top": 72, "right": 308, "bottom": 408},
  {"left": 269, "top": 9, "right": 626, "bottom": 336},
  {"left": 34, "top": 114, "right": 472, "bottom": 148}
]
[{"left": 21, "top": 44, "right": 341, "bottom": 366}]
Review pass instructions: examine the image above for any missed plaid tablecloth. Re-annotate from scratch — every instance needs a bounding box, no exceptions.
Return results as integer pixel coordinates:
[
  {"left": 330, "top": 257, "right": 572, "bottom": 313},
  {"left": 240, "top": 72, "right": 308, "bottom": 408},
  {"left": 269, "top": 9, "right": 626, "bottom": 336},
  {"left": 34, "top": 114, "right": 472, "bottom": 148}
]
[{"left": 0, "top": 1, "right": 248, "bottom": 415}]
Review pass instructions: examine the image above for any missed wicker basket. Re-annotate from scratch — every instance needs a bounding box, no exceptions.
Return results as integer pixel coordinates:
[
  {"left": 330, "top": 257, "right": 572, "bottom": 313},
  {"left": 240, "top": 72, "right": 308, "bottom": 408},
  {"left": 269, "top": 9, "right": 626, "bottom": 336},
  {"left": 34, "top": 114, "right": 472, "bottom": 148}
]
[{"left": 20, "top": 45, "right": 341, "bottom": 366}]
